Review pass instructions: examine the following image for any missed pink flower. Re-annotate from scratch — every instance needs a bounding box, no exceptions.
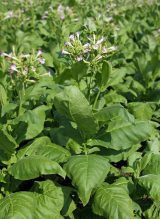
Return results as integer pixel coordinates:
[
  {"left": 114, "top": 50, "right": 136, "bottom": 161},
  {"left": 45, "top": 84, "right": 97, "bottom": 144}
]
[
  {"left": 20, "top": 21, "right": 24, "bottom": 25},
  {"left": 39, "top": 58, "right": 45, "bottom": 64},
  {"left": 66, "top": 6, "right": 70, "bottom": 10},
  {"left": 57, "top": 4, "right": 62, "bottom": 13},
  {"left": 23, "top": 71, "right": 27, "bottom": 75},
  {"left": 9, "top": 64, "right": 17, "bottom": 73},
  {"left": 49, "top": 6, "right": 53, "bottom": 10},
  {"left": 45, "top": 11, "right": 48, "bottom": 14},
  {"left": 62, "top": 49, "right": 70, "bottom": 55},
  {"left": 102, "top": 48, "right": 107, "bottom": 53},
  {"left": 1, "top": 51, "right": 4, "bottom": 56},
  {"left": 69, "top": 34, "right": 75, "bottom": 42},
  {"left": 42, "top": 71, "right": 51, "bottom": 77},
  {"left": 61, "top": 15, "right": 65, "bottom": 19},
  {"left": 77, "top": 55, "right": 82, "bottom": 61},
  {"left": 75, "top": 31, "right": 80, "bottom": 39},
  {"left": 31, "top": 66, "right": 36, "bottom": 72},
  {"left": 93, "top": 44, "right": 99, "bottom": 50},
  {"left": 42, "top": 14, "right": 47, "bottom": 19},
  {"left": 74, "top": 18, "right": 79, "bottom": 22},
  {"left": 106, "top": 17, "right": 112, "bottom": 22},
  {"left": 37, "top": 50, "right": 42, "bottom": 56},
  {"left": 158, "top": 29, "right": 160, "bottom": 32},
  {"left": 155, "top": 33, "right": 159, "bottom": 37}
]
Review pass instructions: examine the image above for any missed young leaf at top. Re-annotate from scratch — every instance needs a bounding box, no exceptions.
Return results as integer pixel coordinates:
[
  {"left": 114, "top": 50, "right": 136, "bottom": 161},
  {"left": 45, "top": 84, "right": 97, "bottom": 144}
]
[{"left": 54, "top": 85, "right": 99, "bottom": 137}]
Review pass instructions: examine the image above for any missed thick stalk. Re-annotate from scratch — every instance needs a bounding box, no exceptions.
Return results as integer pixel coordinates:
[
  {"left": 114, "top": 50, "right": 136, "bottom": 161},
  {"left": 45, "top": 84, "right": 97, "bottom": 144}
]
[{"left": 18, "top": 101, "right": 22, "bottom": 117}]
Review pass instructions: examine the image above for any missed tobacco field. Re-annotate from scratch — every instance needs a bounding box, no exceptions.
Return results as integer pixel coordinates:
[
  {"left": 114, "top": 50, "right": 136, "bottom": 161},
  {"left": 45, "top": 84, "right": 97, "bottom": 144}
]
[{"left": 1, "top": 0, "right": 160, "bottom": 218}]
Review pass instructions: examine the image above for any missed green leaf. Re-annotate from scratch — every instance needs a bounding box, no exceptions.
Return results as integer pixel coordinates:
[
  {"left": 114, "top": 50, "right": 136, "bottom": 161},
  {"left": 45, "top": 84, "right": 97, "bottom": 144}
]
[
  {"left": 140, "top": 152, "right": 152, "bottom": 172},
  {"left": 87, "top": 120, "right": 154, "bottom": 150},
  {"left": 30, "top": 180, "right": 65, "bottom": 219},
  {"left": 106, "top": 67, "right": 127, "bottom": 87},
  {"left": 36, "top": 143, "right": 71, "bottom": 163},
  {"left": 0, "top": 129, "right": 17, "bottom": 154},
  {"left": 92, "top": 183, "right": 134, "bottom": 219},
  {"left": 0, "top": 82, "right": 7, "bottom": 106},
  {"left": 63, "top": 155, "right": 110, "bottom": 205},
  {"left": 42, "top": 52, "right": 54, "bottom": 67},
  {"left": 128, "top": 102, "right": 157, "bottom": 119},
  {"left": 0, "top": 191, "right": 35, "bottom": 219},
  {"left": 104, "top": 92, "right": 127, "bottom": 105},
  {"left": 1, "top": 103, "right": 18, "bottom": 117},
  {"left": 14, "top": 105, "right": 51, "bottom": 144},
  {"left": 54, "top": 68, "right": 72, "bottom": 84},
  {"left": 54, "top": 86, "right": 99, "bottom": 136},
  {"left": 9, "top": 155, "right": 66, "bottom": 180},
  {"left": 71, "top": 60, "right": 89, "bottom": 83},
  {"left": 101, "top": 60, "right": 111, "bottom": 91},
  {"left": 94, "top": 104, "right": 134, "bottom": 123},
  {"left": 142, "top": 154, "right": 160, "bottom": 175},
  {"left": 138, "top": 175, "right": 160, "bottom": 205},
  {"left": 8, "top": 110, "right": 40, "bottom": 125}
]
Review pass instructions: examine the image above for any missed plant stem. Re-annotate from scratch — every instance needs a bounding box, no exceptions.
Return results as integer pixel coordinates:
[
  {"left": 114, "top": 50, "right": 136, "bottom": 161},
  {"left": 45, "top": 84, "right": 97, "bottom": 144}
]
[
  {"left": 18, "top": 101, "right": 22, "bottom": 117},
  {"left": 93, "top": 88, "right": 101, "bottom": 109}
]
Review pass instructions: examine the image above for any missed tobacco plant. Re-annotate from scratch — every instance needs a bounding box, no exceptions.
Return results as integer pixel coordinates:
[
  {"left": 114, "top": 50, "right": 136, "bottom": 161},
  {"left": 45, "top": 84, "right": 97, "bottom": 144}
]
[{"left": 0, "top": 0, "right": 160, "bottom": 219}]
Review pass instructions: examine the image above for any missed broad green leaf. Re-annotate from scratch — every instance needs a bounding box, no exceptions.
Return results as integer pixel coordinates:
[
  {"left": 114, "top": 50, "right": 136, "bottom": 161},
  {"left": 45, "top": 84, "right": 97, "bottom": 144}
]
[
  {"left": 142, "top": 154, "right": 160, "bottom": 175},
  {"left": 54, "top": 86, "right": 99, "bottom": 136},
  {"left": 42, "top": 52, "right": 54, "bottom": 67},
  {"left": 54, "top": 68, "right": 72, "bottom": 84},
  {"left": 113, "top": 177, "right": 134, "bottom": 194},
  {"left": 9, "top": 155, "right": 66, "bottom": 180},
  {"left": 140, "top": 35, "right": 156, "bottom": 51},
  {"left": 106, "top": 67, "right": 127, "bottom": 87},
  {"left": 141, "top": 199, "right": 160, "bottom": 219},
  {"left": 0, "top": 192, "right": 35, "bottom": 219},
  {"left": 36, "top": 143, "right": 71, "bottom": 163},
  {"left": 0, "top": 129, "right": 17, "bottom": 154},
  {"left": 30, "top": 180, "right": 64, "bottom": 219},
  {"left": 8, "top": 110, "right": 40, "bottom": 125},
  {"left": 94, "top": 104, "right": 134, "bottom": 123},
  {"left": 101, "top": 61, "right": 111, "bottom": 91},
  {"left": 138, "top": 175, "right": 160, "bottom": 205},
  {"left": 0, "top": 82, "right": 7, "bottom": 106},
  {"left": 17, "top": 136, "right": 51, "bottom": 160},
  {"left": 104, "top": 92, "right": 127, "bottom": 105},
  {"left": 140, "top": 151, "right": 152, "bottom": 172},
  {"left": 71, "top": 60, "right": 89, "bottom": 82},
  {"left": 128, "top": 102, "right": 157, "bottom": 119},
  {"left": 64, "top": 155, "right": 110, "bottom": 205},
  {"left": 148, "top": 89, "right": 160, "bottom": 103},
  {"left": 92, "top": 183, "right": 134, "bottom": 219},
  {"left": 1, "top": 103, "right": 18, "bottom": 117},
  {"left": 133, "top": 52, "right": 152, "bottom": 85},
  {"left": 144, "top": 138, "right": 159, "bottom": 154},
  {"left": 14, "top": 105, "right": 51, "bottom": 144},
  {"left": 87, "top": 120, "right": 155, "bottom": 150},
  {"left": 61, "top": 187, "right": 76, "bottom": 216},
  {"left": 127, "top": 152, "right": 142, "bottom": 171}
]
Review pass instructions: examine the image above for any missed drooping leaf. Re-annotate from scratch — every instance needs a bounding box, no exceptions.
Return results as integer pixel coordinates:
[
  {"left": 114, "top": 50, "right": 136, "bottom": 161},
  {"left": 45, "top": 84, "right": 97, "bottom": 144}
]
[
  {"left": 64, "top": 155, "right": 110, "bottom": 205},
  {"left": 54, "top": 86, "right": 99, "bottom": 136},
  {"left": 9, "top": 155, "right": 66, "bottom": 180},
  {"left": 1, "top": 103, "right": 18, "bottom": 117},
  {"left": 71, "top": 60, "right": 89, "bottom": 83},
  {"left": 92, "top": 182, "right": 134, "bottom": 219},
  {"left": 142, "top": 154, "right": 160, "bottom": 175}
]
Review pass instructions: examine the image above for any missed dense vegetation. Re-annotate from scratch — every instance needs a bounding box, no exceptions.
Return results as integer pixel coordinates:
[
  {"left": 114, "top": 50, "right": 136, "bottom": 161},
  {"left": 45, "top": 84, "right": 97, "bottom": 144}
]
[{"left": 0, "top": 0, "right": 160, "bottom": 218}]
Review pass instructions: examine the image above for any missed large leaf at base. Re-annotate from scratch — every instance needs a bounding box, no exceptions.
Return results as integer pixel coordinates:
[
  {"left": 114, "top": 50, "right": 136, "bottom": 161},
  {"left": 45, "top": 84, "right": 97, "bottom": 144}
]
[
  {"left": 0, "top": 191, "right": 35, "bottom": 219},
  {"left": 63, "top": 155, "right": 110, "bottom": 205},
  {"left": 9, "top": 155, "right": 66, "bottom": 180},
  {"left": 138, "top": 175, "right": 160, "bottom": 205},
  {"left": 54, "top": 86, "right": 99, "bottom": 136},
  {"left": 94, "top": 104, "right": 134, "bottom": 123},
  {"left": 92, "top": 183, "right": 134, "bottom": 219},
  {"left": 128, "top": 102, "right": 157, "bottom": 119},
  {"left": 0, "top": 129, "right": 17, "bottom": 154},
  {"left": 87, "top": 120, "right": 155, "bottom": 150},
  {"left": 30, "top": 180, "right": 64, "bottom": 219}
]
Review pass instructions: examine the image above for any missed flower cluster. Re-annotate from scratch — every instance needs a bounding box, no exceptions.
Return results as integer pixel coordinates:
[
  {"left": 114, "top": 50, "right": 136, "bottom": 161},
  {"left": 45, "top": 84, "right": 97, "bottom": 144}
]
[
  {"left": 1, "top": 49, "right": 51, "bottom": 83},
  {"left": 62, "top": 32, "right": 118, "bottom": 64}
]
